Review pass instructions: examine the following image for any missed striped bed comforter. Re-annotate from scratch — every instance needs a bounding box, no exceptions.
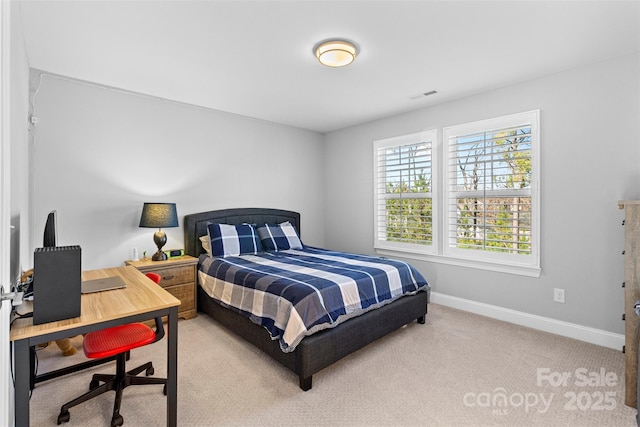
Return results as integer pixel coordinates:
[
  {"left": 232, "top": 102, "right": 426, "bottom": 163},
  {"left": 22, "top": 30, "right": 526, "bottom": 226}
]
[{"left": 198, "top": 247, "right": 430, "bottom": 352}]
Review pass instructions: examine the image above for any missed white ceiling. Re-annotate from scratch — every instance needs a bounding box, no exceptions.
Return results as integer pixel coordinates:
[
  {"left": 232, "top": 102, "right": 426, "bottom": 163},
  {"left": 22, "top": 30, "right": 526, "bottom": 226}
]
[{"left": 18, "top": 0, "right": 640, "bottom": 133}]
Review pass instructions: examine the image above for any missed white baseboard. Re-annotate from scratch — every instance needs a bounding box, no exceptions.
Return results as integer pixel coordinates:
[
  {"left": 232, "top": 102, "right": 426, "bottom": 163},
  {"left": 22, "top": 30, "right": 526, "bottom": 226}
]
[{"left": 430, "top": 292, "right": 625, "bottom": 351}]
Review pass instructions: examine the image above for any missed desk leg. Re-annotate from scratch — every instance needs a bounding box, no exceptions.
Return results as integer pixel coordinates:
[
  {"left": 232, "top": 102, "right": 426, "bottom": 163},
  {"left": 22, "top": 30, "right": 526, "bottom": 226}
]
[
  {"left": 167, "top": 306, "right": 178, "bottom": 427},
  {"left": 14, "top": 339, "right": 30, "bottom": 427}
]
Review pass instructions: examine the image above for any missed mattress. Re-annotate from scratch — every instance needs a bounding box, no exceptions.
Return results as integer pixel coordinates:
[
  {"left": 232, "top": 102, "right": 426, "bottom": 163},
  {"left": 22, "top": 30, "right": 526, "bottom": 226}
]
[{"left": 198, "top": 247, "right": 430, "bottom": 352}]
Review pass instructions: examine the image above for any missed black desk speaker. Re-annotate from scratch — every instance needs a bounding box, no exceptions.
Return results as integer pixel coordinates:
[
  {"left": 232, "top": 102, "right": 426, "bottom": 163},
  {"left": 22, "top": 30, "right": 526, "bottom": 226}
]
[{"left": 33, "top": 245, "right": 81, "bottom": 325}]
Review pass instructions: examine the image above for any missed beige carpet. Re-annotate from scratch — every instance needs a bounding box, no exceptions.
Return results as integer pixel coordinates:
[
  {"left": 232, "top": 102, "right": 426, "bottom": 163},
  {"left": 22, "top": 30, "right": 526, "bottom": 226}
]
[{"left": 27, "top": 303, "right": 637, "bottom": 426}]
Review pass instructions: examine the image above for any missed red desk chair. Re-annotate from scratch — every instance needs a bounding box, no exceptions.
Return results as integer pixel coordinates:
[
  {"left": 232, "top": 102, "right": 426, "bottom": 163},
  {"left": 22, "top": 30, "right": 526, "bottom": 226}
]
[{"left": 57, "top": 273, "right": 167, "bottom": 427}]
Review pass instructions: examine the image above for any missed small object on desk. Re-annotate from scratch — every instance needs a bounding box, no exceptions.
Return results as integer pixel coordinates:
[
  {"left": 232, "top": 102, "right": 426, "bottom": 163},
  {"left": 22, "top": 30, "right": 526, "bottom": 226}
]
[
  {"left": 81, "top": 276, "right": 127, "bottom": 294},
  {"left": 19, "top": 268, "right": 34, "bottom": 299}
]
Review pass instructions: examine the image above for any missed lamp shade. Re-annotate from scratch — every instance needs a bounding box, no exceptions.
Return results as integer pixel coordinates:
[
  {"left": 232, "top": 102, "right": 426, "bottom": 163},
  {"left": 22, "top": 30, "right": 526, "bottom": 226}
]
[{"left": 139, "top": 203, "right": 178, "bottom": 229}]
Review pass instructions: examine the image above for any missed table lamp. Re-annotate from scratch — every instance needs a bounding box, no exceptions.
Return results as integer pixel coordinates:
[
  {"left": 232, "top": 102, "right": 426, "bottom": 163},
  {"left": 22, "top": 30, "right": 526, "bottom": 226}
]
[{"left": 139, "top": 202, "right": 179, "bottom": 261}]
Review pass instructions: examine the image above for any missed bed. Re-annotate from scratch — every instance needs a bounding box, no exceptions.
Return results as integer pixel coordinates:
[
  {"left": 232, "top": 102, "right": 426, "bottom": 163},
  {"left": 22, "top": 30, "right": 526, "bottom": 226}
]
[{"left": 184, "top": 207, "right": 430, "bottom": 390}]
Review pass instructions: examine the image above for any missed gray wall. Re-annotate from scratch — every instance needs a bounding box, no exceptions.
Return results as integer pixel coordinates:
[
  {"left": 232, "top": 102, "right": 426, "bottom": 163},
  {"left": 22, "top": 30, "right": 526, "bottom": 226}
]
[
  {"left": 30, "top": 74, "right": 325, "bottom": 270},
  {"left": 323, "top": 53, "right": 640, "bottom": 335}
]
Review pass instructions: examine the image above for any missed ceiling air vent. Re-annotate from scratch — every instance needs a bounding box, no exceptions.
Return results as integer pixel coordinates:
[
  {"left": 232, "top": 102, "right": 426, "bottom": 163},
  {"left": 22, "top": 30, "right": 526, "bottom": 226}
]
[{"left": 410, "top": 90, "right": 438, "bottom": 100}]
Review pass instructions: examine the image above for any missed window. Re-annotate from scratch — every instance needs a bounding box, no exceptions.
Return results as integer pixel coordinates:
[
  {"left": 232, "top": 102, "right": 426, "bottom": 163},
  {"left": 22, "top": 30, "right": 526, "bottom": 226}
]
[
  {"left": 444, "top": 110, "right": 539, "bottom": 271},
  {"left": 373, "top": 130, "right": 437, "bottom": 254},
  {"left": 373, "top": 111, "right": 540, "bottom": 276}
]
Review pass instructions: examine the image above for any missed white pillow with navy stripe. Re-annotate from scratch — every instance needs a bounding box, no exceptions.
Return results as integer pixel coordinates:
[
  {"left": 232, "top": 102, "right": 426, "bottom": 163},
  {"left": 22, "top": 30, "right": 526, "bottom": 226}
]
[{"left": 207, "top": 223, "right": 263, "bottom": 257}]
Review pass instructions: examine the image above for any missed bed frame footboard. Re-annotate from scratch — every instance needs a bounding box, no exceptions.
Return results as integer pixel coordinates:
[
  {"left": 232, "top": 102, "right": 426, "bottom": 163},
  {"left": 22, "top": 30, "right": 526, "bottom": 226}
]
[{"left": 198, "top": 286, "right": 428, "bottom": 390}]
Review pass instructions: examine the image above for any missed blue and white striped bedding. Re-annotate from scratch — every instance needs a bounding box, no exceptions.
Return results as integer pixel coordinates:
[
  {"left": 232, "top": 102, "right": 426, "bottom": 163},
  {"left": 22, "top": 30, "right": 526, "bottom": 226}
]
[{"left": 198, "top": 247, "right": 430, "bottom": 352}]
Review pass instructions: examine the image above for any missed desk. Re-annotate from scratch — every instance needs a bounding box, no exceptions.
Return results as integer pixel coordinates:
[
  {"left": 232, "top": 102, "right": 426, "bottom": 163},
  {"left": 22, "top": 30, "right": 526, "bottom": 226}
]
[{"left": 10, "top": 266, "right": 180, "bottom": 427}]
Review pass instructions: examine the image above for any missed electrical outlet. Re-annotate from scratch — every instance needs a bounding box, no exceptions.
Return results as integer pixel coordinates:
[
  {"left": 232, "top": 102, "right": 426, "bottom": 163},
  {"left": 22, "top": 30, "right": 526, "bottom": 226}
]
[{"left": 554, "top": 288, "right": 565, "bottom": 304}]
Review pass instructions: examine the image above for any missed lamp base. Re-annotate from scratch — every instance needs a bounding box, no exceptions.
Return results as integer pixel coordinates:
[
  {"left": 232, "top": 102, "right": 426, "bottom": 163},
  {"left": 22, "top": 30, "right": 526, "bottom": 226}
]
[
  {"left": 152, "top": 229, "right": 168, "bottom": 261},
  {"left": 151, "top": 250, "right": 168, "bottom": 261}
]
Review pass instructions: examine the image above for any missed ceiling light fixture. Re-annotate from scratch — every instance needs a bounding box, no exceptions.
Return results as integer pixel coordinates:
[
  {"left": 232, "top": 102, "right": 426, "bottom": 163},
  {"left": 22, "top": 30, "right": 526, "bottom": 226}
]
[{"left": 314, "top": 39, "right": 359, "bottom": 67}]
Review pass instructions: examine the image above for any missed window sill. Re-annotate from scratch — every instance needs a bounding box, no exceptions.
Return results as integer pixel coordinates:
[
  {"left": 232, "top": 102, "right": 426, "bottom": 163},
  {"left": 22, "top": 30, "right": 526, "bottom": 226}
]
[{"left": 375, "top": 247, "right": 541, "bottom": 278}]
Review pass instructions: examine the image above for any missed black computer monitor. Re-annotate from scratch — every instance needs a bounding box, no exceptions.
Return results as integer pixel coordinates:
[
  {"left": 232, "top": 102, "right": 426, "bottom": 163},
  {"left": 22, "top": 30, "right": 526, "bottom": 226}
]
[{"left": 43, "top": 210, "right": 57, "bottom": 247}]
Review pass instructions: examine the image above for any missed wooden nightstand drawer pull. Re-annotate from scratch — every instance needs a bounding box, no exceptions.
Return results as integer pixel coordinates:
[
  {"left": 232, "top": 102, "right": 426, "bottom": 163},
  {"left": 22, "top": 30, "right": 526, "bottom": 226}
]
[{"left": 154, "top": 265, "right": 195, "bottom": 287}]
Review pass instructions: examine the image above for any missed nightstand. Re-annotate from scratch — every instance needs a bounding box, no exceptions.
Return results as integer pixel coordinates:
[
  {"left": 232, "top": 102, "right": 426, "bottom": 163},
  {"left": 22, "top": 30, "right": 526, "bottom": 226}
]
[{"left": 125, "top": 255, "right": 198, "bottom": 320}]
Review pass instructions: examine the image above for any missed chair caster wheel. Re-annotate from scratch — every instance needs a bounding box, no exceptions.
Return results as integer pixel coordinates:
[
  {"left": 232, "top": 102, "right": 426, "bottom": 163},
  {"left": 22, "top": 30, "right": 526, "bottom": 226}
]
[
  {"left": 146, "top": 366, "right": 154, "bottom": 376},
  {"left": 111, "top": 414, "right": 124, "bottom": 427},
  {"left": 57, "top": 410, "right": 70, "bottom": 424},
  {"left": 89, "top": 379, "right": 100, "bottom": 390}
]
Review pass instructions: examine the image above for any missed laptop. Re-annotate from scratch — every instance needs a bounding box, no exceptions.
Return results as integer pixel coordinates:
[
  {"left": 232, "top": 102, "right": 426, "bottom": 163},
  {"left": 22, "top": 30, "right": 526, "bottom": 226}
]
[{"left": 81, "top": 276, "right": 127, "bottom": 294}]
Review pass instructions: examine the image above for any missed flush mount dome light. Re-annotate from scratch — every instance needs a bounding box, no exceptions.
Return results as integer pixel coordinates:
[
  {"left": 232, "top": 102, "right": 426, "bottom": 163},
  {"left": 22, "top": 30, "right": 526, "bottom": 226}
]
[{"left": 314, "top": 39, "right": 358, "bottom": 67}]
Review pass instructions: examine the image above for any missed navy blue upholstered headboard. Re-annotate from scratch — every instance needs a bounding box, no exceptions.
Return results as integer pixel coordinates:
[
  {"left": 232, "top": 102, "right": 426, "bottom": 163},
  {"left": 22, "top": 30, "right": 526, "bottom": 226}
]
[{"left": 183, "top": 208, "right": 301, "bottom": 258}]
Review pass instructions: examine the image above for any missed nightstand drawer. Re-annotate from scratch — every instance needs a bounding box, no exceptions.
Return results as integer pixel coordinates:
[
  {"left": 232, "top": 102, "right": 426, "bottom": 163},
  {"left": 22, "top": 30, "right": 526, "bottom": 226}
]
[
  {"left": 154, "top": 265, "right": 195, "bottom": 287},
  {"left": 164, "top": 283, "right": 194, "bottom": 311}
]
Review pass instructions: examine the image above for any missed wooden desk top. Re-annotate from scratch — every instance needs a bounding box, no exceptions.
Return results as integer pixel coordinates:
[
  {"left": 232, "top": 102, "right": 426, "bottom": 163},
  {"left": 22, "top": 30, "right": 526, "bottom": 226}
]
[{"left": 10, "top": 266, "right": 180, "bottom": 341}]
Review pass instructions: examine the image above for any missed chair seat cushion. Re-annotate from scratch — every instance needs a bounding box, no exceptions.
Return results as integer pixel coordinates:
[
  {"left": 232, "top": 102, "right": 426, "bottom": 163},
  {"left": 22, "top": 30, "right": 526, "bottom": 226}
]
[{"left": 83, "top": 323, "right": 157, "bottom": 359}]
